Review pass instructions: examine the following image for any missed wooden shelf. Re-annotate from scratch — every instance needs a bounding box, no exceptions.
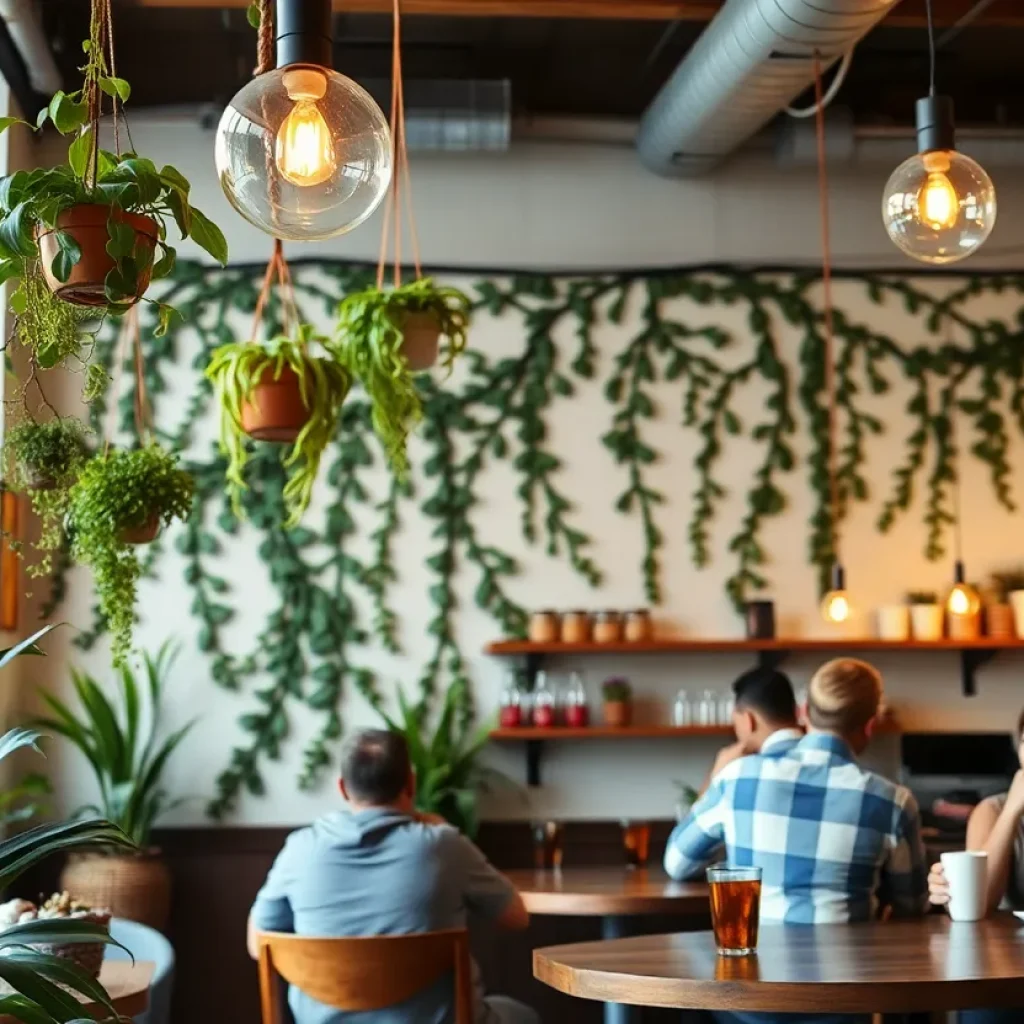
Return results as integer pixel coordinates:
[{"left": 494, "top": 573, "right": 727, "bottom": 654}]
[{"left": 491, "top": 725, "right": 733, "bottom": 740}]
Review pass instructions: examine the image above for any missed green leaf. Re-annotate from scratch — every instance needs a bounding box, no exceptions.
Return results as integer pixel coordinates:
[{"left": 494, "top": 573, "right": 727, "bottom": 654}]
[
  {"left": 106, "top": 217, "right": 136, "bottom": 263},
  {"left": 0, "top": 203, "right": 36, "bottom": 257},
  {"left": 99, "top": 76, "right": 132, "bottom": 103},
  {"left": 188, "top": 207, "right": 228, "bottom": 264},
  {"left": 0, "top": 116, "right": 26, "bottom": 137},
  {"left": 246, "top": 1, "right": 262, "bottom": 27},
  {"left": 67, "top": 127, "right": 94, "bottom": 179},
  {"left": 48, "top": 92, "right": 88, "bottom": 135},
  {"left": 51, "top": 231, "right": 82, "bottom": 283}
]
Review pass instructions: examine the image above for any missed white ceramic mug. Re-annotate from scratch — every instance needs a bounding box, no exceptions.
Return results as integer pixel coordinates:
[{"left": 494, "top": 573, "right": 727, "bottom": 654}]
[{"left": 941, "top": 850, "right": 988, "bottom": 922}]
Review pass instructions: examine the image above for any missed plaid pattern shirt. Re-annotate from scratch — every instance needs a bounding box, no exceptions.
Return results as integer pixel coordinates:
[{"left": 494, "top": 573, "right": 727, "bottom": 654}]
[{"left": 664, "top": 732, "right": 928, "bottom": 924}]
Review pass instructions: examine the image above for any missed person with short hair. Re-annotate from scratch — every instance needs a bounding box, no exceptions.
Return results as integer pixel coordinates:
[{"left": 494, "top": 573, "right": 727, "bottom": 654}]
[
  {"left": 698, "top": 667, "right": 802, "bottom": 797},
  {"left": 248, "top": 728, "right": 538, "bottom": 1024},
  {"left": 664, "top": 658, "right": 928, "bottom": 1024}
]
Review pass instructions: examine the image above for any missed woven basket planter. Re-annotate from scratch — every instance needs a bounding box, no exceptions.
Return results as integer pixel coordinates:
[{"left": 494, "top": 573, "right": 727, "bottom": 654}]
[{"left": 61, "top": 851, "right": 171, "bottom": 931}]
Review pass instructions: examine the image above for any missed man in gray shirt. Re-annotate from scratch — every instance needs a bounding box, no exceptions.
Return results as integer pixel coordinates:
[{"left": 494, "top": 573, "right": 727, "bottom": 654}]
[{"left": 248, "top": 728, "right": 539, "bottom": 1024}]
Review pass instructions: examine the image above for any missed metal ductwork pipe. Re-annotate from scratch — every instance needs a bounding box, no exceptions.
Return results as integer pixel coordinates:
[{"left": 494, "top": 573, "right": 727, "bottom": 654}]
[
  {"left": 0, "top": 0, "right": 60, "bottom": 96},
  {"left": 636, "top": 0, "right": 900, "bottom": 177}
]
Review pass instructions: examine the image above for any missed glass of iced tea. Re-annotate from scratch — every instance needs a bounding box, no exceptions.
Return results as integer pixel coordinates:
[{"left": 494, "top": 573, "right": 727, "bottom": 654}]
[
  {"left": 707, "top": 866, "right": 762, "bottom": 956},
  {"left": 621, "top": 820, "right": 651, "bottom": 869},
  {"left": 531, "top": 821, "right": 564, "bottom": 870}
]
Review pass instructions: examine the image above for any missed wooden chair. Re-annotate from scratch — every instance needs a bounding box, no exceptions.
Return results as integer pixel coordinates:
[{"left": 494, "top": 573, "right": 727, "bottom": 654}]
[{"left": 257, "top": 929, "right": 474, "bottom": 1024}]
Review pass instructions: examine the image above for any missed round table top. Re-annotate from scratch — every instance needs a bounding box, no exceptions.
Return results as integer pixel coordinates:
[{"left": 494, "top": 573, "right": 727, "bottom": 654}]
[
  {"left": 534, "top": 915, "right": 1024, "bottom": 1014},
  {"left": 506, "top": 867, "right": 710, "bottom": 916}
]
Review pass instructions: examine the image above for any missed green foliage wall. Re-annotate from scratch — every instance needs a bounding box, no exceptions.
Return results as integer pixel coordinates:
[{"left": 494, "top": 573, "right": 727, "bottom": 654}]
[{"left": 51, "top": 260, "right": 1024, "bottom": 818}]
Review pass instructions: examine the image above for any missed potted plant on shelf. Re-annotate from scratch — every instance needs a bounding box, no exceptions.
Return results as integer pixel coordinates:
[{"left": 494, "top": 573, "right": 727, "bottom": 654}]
[
  {"left": 67, "top": 444, "right": 194, "bottom": 664},
  {"left": 334, "top": 279, "right": 471, "bottom": 474},
  {"left": 0, "top": 625, "right": 134, "bottom": 1024},
  {"left": 379, "top": 685, "right": 512, "bottom": 838},
  {"left": 36, "top": 641, "right": 191, "bottom": 931},
  {"left": 206, "top": 325, "right": 352, "bottom": 526},
  {"left": 601, "top": 677, "right": 633, "bottom": 728},
  {"left": 907, "top": 591, "right": 943, "bottom": 641},
  {"left": 3, "top": 418, "right": 92, "bottom": 577},
  {"left": 0, "top": 25, "right": 226, "bottom": 314},
  {"left": 875, "top": 602, "right": 910, "bottom": 642},
  {"left": 989, "top": 570, "right": 1024, "bottom": 639}
]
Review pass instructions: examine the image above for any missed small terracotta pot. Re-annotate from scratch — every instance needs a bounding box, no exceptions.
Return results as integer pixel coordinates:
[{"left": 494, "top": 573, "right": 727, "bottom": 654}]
[
  {"left": 603, "top": 700, "right": 631, "bottom": 728},
  {"left": 119, "top": 513, "right": 160, "bottom": 545},
  {"left": 948, "top": 611, "right": 981, "bottom": 641},
  {"left": 240, "top": 365, "right": 311, "bottom": 443},
  {"left": 986, "top": 603, "right": 1016, "bottom": 640},
  {"left": 399, "top": 311, "right": 441, "bottom": 372},
  {"left": 37, "top": 204, "right": 158, "bottom": 307}
]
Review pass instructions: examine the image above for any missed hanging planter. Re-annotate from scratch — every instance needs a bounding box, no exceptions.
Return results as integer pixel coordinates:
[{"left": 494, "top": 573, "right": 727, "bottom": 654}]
[
  {"left": 0, "top": 0, "right": 227, "bottom": 321},
  {"left": 67, "top": 444, "right": 194, "bottom": 665},
  {"left": 2, "top": 418, "right": 92, "bottom": 578},
  {"left": 239, "top": 364, "right": 311, "bottom": 443}
]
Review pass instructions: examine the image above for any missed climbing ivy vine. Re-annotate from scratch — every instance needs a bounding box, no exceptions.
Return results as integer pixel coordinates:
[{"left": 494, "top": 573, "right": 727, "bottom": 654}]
[{"left": 48, "top": 261, "right": 1024, "bottom": 818}]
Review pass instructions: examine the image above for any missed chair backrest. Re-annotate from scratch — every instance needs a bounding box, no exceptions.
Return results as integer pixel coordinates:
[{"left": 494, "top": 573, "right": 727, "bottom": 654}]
[{"left": 258, "top": 929, "right": 473, "bottom": 1024}]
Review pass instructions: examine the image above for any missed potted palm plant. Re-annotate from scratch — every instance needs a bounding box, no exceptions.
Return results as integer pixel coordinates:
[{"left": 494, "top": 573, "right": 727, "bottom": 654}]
[
  {"left": 0, "top": 625, "right": 135, "bottom": 1024},
  {"left": 3, "top": 419, "right": 91, "bottom": 577},
  {"left": 205, "top": 326, "right": 352, "bottom": 526},
  {"left": 36, "top": 641, "right": 192, "bottom": 930},
  {"left": 67, "top": 444, "right": 194, "bottom": 663},
  {"left": 379, "top": 686, "right": 509, "bottom": 838},
  {"left": 334, "top": 279, "right": 471, "bottom": 474}
]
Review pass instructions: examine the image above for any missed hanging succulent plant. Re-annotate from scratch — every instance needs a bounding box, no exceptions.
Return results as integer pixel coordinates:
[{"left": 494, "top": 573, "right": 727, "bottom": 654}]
[{"left": 206, "top": 326, "right": 352, "bottom": 527}]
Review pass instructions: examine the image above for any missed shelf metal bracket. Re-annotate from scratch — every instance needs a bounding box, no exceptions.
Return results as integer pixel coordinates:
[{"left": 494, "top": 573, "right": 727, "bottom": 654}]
[
  {"left": 757, "top": 648, "right": 789, "bottom": 670},
  {"left": 960, "top": 647, "right": 997, "bottom": 698},
  {"left": 525, "top": 740, "right": 543, "bottom": 787}
]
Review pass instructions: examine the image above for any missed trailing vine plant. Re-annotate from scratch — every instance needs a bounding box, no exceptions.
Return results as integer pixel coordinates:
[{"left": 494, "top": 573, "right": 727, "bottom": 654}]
[{"left": 46, "top": 260, "right": 1024, "bottom": 818}]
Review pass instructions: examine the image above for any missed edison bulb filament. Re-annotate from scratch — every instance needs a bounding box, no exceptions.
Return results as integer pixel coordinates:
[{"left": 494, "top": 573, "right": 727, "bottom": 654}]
[
  {"left": 275, "top": 68, "right": 338, "bottom": 188},
  {"left": 821, "top": 590, "right": 851, "bottom": 625},
  {"left": 947, "top": 582, "right": 980, "bottom": 617}
]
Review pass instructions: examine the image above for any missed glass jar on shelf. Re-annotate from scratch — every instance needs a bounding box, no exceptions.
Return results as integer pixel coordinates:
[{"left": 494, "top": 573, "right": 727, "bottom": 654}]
[
  {"left": 564, "top": 671, "right": 590, "bottom": 728},
  {"left": 593, "top": 610, "right": 623, "bottom": 644},
  {"left": 624, "top": 609, "right": 653, "bottom": 643},
  {"left": 696, "top": 690, "right": 718, "bottom": 727},
  {"left": 498, "top": 674, "right": 524, "bottom": 728},
  {"left": 672, "top": 689, "right": 692, "bottom": 727},
  {"left": 560, "top": 610, "right": 591, "bottom": 645},
  {"left": 718, "top": 693, "right": 735, "bottom": 724},
  {"left": 532, "top": 671, "right": 557, "bottom": 728},
  {"left": 528, "top": 610, "right": 560, "bottom": 645}
]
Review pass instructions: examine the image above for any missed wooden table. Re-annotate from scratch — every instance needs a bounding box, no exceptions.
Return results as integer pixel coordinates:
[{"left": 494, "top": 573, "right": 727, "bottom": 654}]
[
  {"left": 0, "top": 960, "right": 153, "bottom": 1021},
  {"left": 508, "top": 868, "right": 709, "bottom": 1024},
  {"left": 534, "top": 915, "right": 1024, "bottom": 1015}
]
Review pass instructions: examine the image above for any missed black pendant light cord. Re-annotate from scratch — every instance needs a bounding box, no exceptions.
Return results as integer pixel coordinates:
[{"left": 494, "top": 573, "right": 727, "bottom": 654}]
[{"left": 926, "top": 0, "right": 936, "bottom": 97}]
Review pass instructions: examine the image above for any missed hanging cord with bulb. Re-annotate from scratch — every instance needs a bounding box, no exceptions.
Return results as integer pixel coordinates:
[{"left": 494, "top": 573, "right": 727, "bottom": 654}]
[
  {"left": 813, "top": 51, "right": 841, "bottom": 570},
  {"left": 375, "top": 0, "right": 423, "bottom": 291},
  {"left": 926, "top": 0, "right": 936, "bottom": 97}
]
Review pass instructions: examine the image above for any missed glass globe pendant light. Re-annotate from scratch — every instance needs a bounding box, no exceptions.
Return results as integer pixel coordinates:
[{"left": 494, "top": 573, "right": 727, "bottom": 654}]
[
  {"left": 215, "top": 0, "right": 392, "bottom": 241},
  {"left": 881, "top": 0, "right": 996, "bottom": 264},
  {"left": 821, "top": 564, "right": 852, "bottom": 625}
]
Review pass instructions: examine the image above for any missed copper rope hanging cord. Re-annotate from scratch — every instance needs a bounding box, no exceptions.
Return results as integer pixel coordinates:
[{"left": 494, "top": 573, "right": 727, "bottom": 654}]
[
  {"left": 103, "top": 307, "right": 150, "bottom": 457},
  {"left": 86, "top": 0, "right": 131, "bottom": 189},
  {"left": 376, "top": 0, "right": 423, "bottom": 291},
  {"left": 250, "top": 238, "right": 301, "bottom": 343},
  {"left": 813, "top": 51, "right": 841, "bottom": 568}
]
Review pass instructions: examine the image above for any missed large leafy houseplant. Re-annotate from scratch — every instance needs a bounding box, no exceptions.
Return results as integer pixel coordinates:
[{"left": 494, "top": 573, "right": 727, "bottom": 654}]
[
  {"left": 379, "top": 686, "right": 506, "bottom": 837},
  {"left": 35, "top": 641, "right": 193, "bottom": 930},
  {"left": 206, "top": 326, "right": 352, "bottom": 526},
  {"left": 334, "top": 279, "right": 471, "bottom": 474},
  {"left": 0, "top": 20, "right": 227, "bottom": 320},
  {"left": 3, "top": 419, "right": 92, "bottom": 578},
  {"left": 0, "top": 625, "right": 135, "bottom": 1024},
  {"left": 68, "top": 444, "right": 194, "bottom": 664}
]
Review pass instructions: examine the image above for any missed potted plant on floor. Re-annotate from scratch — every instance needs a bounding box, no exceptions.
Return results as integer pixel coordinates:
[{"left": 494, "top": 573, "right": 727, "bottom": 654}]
[
  {"left": 334, "top": 279, "right": 471, "bottom": 474},
  {"left": 0, "top": 625, "right": 134, "bottom": 1024},
  {"left": 907, "top": 591, "right": 943, "bottom": 641},
  {"left": 36, "top": 641, "right": 192, "bottom": 931},
  {"left": 206, "top": 325, "right": 352, "bottom": 526},
  {"left": 67, "top": 444, "right": 194, "bottom": 663},
  {"left": 3, "top": 418, "right": 92, "bottom": 577},
  {"left": 989, "top": 570, "right": 1024, "bottom": 639},
  {"left": 601, "top": 677, "right": 633, "bottom": 727},
  {"left": 0, "top": 7, "right": 226, "bottom": 314}
]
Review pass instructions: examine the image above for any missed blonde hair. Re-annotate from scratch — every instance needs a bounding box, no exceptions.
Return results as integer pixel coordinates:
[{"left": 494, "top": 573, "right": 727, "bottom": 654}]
[{"left": 807, "top": 658, "right": 882, "bottom": 735}]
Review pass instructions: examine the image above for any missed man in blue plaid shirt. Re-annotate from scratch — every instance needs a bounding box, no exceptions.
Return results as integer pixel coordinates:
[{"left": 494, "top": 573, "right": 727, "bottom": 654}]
[{"left": 665, "top": 658, "right": 928, "bottom": 1024}]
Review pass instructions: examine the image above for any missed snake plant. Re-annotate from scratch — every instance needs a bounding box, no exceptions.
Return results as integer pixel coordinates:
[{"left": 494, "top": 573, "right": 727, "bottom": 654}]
[{"left": 205, "top": 327, "right": 352, "bottom": 527}]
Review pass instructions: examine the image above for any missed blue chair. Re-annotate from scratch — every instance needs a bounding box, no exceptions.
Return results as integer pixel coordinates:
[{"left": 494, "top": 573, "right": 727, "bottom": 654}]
[{"left": 106, "top": 918, "right": 175, "bottom": 1024}]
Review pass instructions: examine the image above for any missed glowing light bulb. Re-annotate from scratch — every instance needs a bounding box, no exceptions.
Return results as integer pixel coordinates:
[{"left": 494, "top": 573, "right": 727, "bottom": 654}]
[
  {"left": 946, "top": 562, "right": 981, "bottom": 617},
  {"left": 919, "top": 169, "right": 959, "bottom": 231},
  {"left": 821, "top": 590, "right": 851, "bottom": 624},
  {"left": 275, "top": 69, "right": 337, "bottom": 188}
]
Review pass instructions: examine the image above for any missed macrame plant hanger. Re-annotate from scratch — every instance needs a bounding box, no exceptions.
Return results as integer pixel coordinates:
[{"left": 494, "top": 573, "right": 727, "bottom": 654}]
[
  {"left": 250, "top": 238, "right": 301, "bottom": 345},
  {"left": 85, "top": 0, "right": 130, "bottom": 189},
  {"left": 103, "top": 306, "right": 151, "bottom": 458},
  {"left": 376, "top": 0, "right": 422, "bottom": 291}
]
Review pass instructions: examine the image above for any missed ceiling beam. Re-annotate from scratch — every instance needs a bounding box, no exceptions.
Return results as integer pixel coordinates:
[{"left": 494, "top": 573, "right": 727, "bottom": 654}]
[{"left": 125, "top": 0, "right": 1024, "bottom": 25}]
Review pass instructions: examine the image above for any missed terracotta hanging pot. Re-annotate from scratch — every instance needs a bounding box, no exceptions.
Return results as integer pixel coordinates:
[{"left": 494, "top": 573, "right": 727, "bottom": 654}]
[
  {"left": 399, "top": 311, "right": 441, "bottom": 371},
  {"left": 119, "top": 512, "right": 160, "bottom": 545},
  {"left": 37, "top": 204, "right": 158, "bottom": 307},
  {"left": 240, "top": 364, "right": 311, "bottom": 443}
]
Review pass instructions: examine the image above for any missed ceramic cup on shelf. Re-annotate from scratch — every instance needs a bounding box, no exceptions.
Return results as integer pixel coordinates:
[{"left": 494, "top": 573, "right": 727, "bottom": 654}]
[
  {"left": 1010, "top": 591, "right": 1024, "bottom": 638},
  {"left": 876, "top": 605, "right": 910, "bottom": 641},
  {"left": 985, "top": 603, "right": 1016, "bottom": 639},
  {"left": 909, "top": 603, "right": 944, "bottom": 641},
  {"left": 948, "top": 610, "right": 981, "bottom": 641}
]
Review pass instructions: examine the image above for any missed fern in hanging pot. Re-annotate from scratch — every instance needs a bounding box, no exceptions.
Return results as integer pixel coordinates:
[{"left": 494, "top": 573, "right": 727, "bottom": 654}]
[
  {"left": 334, "top": 280, "right": 469, "bottom": 473},
  {"left": 3, "top": 419, "right": 92, "bottom": 578},
  {"left": 67, "top": 444, "right": 193, "bottom": 664},
  {"left": 206, "top": 325, "right": 352, "bottom": 527}
]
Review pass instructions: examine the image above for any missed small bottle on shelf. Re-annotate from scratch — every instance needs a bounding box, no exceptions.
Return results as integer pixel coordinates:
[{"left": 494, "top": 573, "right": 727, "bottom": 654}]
[
  {"left": 697, "top": 689, "right": 718, "bottom": 726},
  {"left": 672, "top": 689, "right": 692, "bottom": 727},
  {"left": 564, "top": 671, "right": 590, "bottom": 728},
  {"left": 499, "top": 674, "right": 523, "bottom": 728},
  {"left": 718, "top": 693, "right": 735, "bottom": 724},
  {"left": 532, "top": 671, "right": 557, "bottom": 729}
]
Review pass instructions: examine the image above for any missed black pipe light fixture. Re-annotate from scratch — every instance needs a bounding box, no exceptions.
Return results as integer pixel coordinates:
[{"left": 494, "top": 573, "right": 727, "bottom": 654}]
[
  {"left": 215, "top": 0, "right": 392, "bottom": 241},
  {"left": 880, "top": 0, "right": 996, "bottom": 264}
]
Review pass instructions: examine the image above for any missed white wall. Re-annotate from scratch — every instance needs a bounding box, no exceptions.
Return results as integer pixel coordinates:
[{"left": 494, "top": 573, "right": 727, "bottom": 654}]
[{"left": 18, "top": 121, "right": 1024, "bottom": 826}]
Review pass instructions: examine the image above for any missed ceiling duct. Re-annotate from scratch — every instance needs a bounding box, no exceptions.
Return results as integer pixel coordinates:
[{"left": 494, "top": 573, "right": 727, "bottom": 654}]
[{"left": 636, "top": 0, "right": 900, "bottom": 178}]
